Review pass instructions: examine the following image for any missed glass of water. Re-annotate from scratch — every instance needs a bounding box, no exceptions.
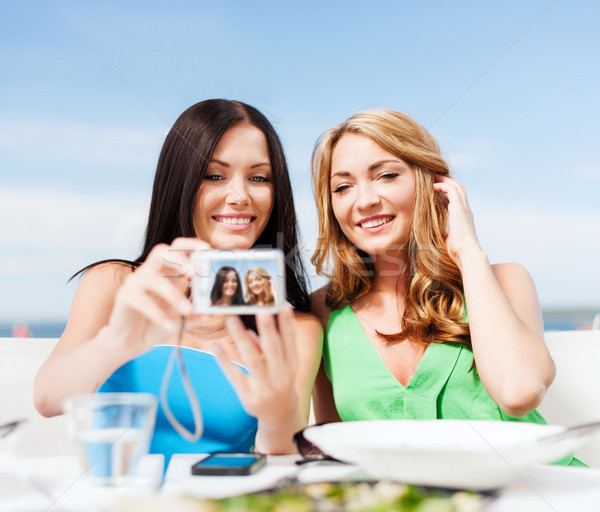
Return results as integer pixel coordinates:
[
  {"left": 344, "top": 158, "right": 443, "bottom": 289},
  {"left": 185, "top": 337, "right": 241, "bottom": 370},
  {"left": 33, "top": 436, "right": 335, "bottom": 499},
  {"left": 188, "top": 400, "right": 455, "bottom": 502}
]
[{"left": 64, "top": 393, "right": 157, "bottom": 486}]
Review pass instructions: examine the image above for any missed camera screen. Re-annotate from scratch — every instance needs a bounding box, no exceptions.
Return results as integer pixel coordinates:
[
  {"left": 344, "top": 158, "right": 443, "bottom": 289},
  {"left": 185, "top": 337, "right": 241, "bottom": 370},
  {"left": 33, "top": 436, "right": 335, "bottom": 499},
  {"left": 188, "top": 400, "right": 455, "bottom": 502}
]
[{"left": 191, "top": 249, "right": 285, "bottom": 314}]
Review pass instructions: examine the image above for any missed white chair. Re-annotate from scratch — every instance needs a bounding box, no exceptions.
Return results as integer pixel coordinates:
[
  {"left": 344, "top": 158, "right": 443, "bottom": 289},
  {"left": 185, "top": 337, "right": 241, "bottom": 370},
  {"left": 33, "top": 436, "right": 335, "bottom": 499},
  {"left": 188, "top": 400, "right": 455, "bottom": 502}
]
[
  {"left": 2, "top": 332, "right": 599, "bottom": 466},
  {"left": 0, "top": 337, "right": 74, "bottom": 456},
  {"left": 538, "top": 330, "right": 600, "bottom": 467}
]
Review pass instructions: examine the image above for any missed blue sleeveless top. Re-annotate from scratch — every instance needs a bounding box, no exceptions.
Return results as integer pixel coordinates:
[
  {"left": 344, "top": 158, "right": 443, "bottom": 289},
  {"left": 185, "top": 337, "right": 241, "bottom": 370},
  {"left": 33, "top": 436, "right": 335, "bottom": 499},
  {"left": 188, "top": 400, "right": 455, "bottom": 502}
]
[{"left": 97, "top": 346, "right": 257, "bottom": 465}]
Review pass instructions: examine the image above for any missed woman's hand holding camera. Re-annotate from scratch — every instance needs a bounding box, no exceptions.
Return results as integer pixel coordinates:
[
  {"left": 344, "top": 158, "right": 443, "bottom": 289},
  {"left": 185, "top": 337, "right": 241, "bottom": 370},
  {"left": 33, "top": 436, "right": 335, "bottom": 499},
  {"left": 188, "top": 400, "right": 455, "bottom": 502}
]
[
  {"left": 107, "top": 237, "right": 208, "bottom": 359},
  {"left": 106, "top": 238, "right": 305, "bottom": 451}
]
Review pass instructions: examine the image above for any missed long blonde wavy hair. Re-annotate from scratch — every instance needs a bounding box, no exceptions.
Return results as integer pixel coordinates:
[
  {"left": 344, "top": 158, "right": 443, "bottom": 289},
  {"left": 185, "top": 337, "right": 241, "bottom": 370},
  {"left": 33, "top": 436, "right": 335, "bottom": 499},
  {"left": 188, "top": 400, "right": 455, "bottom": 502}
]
[
  {"left": 245, "top": 267, "right": 276, "bottom": 306},
  {"left": 311, "top": 109, "right": 470, "bottom": 346}
]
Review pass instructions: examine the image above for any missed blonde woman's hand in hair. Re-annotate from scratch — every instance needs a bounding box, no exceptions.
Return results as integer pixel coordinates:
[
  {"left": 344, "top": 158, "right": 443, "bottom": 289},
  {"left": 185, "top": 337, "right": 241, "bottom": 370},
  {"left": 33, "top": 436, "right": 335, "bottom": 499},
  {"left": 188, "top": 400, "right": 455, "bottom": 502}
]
[
  {"left": 107, "top": 237, "right": 209, "bottom": 359},
  {"left": 434, "top": 175, "right": 553, "bottom": 416},
  {"left": 215, "top": 303, "right": 305, "bottom": 454},
  {"left": 433, "top": 175, "right": 483, "bottom": 271}
]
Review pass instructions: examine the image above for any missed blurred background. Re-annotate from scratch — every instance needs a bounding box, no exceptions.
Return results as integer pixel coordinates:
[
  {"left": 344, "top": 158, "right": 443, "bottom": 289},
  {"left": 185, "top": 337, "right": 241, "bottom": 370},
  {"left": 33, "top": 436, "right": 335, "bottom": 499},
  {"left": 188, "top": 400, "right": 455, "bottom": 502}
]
[{"left": 1, "top": 1, "right": 598, "bottom": 337}]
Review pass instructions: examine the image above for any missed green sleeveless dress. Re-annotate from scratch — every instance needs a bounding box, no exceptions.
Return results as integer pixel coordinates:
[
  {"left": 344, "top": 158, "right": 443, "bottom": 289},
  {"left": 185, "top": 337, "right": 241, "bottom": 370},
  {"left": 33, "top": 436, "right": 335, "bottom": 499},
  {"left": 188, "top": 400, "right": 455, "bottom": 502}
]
[{"left": 323, "top": 304, "right": 585, "bottom": 466}]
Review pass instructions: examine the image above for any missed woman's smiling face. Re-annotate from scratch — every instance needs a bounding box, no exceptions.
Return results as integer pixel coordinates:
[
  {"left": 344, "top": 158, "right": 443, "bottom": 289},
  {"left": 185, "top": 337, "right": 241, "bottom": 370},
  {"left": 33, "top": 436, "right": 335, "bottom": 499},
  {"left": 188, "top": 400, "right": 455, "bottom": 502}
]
[
  {"left": 248, "top": 272, "right": 265, "bottom": 296},
  {"left": 222, "top": 270, "right": 238, "bottom": 297},
  {"left": 330, "top": 132, "right": 416, "bottom": 256},
  {"left": 193, "top": 122, "right": 274, "bottom": 249}
]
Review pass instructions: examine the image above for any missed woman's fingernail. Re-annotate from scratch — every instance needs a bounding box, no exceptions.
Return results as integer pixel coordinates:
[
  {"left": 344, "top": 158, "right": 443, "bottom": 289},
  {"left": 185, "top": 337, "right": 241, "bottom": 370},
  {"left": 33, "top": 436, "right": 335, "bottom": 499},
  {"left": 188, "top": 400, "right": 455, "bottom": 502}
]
[{"left": 163, "top": 319, "right": 175, "bottom": 331}]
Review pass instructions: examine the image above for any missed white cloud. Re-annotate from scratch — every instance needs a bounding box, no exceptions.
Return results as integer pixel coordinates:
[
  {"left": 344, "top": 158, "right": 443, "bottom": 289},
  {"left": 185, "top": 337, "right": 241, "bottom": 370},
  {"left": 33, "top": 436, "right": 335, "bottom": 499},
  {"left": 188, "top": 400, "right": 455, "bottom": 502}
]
[
  {"left": 0, "top": 119, "right": 166, "bottom": 172},
  {"left": 0, "top": 185, "right": 147, "bottom": 259},
  {"left": 0, "top": 185, "right": 149, "bottom": 321},
  {"left": 572, "top": 165, "right": 600, "bottom": 183},
  {"left": 472, "top": 200, "right": 600, "bottom": 308},
  {"left": 442, "top": 136, "right": 503, "bottom": 175}
]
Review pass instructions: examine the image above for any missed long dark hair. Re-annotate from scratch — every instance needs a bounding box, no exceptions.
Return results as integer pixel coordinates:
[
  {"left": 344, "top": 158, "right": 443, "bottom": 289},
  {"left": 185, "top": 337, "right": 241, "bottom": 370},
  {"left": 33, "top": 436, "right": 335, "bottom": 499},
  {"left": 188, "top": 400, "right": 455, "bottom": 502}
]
[
  {"left": 210, "top": 266, "right": 245, "bottom": 306},
  {"left": 73, "top": 99, "right": 310, "bottom": 316}
]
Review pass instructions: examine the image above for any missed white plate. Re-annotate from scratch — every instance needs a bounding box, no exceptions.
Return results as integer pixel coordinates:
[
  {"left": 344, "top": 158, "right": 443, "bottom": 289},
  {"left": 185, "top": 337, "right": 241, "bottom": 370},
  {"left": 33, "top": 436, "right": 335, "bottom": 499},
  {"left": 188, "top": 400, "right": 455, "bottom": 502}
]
[{"left": 303, "top": 420, "right": 581, "bottom": 490}]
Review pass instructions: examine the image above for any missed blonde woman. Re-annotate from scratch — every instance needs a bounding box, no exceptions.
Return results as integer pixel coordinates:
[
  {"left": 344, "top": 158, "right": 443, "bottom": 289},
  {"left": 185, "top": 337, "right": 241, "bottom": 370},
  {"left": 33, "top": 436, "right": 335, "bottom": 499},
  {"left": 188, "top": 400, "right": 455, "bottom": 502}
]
[
  {"left": 310, "top": 109, "right": 583, "bottom": 465},
  {"left": 245, "top": 267, "right": 276, "bottom": 306}
]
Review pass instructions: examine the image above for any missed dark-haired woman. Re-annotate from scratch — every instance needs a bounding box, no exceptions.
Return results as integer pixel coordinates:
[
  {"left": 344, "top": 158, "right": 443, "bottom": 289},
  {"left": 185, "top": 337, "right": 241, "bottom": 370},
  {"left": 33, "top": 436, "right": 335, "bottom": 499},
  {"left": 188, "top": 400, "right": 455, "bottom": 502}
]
[
  {"left": 210, "top": 266, "right": 245, "bottom": 306},
  {"left": 310, "top": 109, "right": 583, "bottom": 465},
  {"left": 34, "top": 100, "right": 322, "bottom": 463}
]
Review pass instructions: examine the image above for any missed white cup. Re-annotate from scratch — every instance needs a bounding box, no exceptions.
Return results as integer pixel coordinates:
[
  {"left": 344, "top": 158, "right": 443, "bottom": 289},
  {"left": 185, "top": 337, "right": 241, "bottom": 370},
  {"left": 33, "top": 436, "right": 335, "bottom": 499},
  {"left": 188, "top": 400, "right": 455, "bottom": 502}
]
[{"left": 63, "top": 393, "right": 157, "bottom": 486}]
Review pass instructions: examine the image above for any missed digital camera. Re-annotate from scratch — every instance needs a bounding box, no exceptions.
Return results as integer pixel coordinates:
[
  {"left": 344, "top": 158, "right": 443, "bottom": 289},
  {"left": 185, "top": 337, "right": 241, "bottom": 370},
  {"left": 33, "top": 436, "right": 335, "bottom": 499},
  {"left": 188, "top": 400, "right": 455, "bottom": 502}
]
[{"left": 190, "top": 249, "right": 285, "bottom": 315}]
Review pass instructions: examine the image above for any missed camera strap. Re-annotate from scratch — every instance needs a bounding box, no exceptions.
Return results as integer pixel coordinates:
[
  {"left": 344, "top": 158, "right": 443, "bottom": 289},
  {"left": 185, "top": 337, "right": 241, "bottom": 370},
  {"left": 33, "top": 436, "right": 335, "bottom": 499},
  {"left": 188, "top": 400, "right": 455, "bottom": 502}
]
[{"left": 159, "top": 317, "right": 203, "bottom": 442}]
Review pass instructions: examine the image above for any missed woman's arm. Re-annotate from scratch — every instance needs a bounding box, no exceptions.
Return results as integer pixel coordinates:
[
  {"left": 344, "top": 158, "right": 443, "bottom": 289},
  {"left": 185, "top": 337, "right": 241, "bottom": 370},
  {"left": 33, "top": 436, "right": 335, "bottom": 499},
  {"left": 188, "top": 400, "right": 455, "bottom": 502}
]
[
  {"left": 292, "top": 311, "right": 323, "bottom": 424},
  {"left": 434, "top": 176, "right": 555, "bottom": 417},
  {"left": 462, "top": 257, "right": 553, "bottom": 416},
  {"left": 34, "top": 238, "right": 207, "bottom": 417},
  {"left": 310, "top": 287, "right": 342, "bottom": 424},
  {"left": 34, "top": 263, "right": 133, "bottom": 417},
  {"left": 312, "top": 363, "right": 342, "bottom": 424}
]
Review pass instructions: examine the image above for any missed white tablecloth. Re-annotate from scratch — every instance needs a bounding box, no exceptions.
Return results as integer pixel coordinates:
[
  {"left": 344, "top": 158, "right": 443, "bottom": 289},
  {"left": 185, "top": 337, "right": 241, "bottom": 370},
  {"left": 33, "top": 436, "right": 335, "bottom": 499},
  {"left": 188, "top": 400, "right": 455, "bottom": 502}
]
[
  {"left": 2, "top": 454, "right": 600, "bottom": 511},
  {"left": 486, "top": 464, "right": 600, "bottom": 512},
  {"left": 0, "top": 454, "right": 163, "bottom": 512}
]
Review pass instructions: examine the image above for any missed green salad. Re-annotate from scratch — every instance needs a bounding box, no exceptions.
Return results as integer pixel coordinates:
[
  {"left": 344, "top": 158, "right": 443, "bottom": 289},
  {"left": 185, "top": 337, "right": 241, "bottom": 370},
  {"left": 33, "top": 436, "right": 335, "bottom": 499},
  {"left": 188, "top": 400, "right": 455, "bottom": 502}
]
[
  {"left": 113, "top": 481, "right": 489, "bottom": 512},
  {"left": 210, "top": 481, "right": 488, "bottom": 512}
]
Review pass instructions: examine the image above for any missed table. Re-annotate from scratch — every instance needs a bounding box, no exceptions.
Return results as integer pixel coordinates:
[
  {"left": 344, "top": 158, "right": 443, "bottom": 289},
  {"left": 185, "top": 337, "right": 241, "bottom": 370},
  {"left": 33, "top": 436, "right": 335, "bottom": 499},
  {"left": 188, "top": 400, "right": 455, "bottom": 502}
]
[
  {"left": 162, "top": 454, "right": 369, "bottom": 499},
  {"left": 0, "top": 454, "right": 163, "bottom": 512},
  {"left": 162, "top": 455, "right": 600, "bottom": 512},
  {"left": 1, "top": 453, "right": 599, "bottom": 511},
  {"left": 485, "top": 464, "right": 600, "bottom": 511}
]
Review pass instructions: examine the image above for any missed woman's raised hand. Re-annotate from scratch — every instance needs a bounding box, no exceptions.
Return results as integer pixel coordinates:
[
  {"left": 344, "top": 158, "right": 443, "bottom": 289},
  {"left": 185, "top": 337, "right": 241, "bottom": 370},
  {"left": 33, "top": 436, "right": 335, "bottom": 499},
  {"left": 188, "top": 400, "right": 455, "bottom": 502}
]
[
  {"left": 433, "top": 175, "right": 483, "bottom": 269},
  {"left": 107, "top": 237, "right": 209, "bottom": 358},
  {"left": 217, "top": 304, "right": 298, "bottom": 420},
  {"left": 215, "top": 304, "right": 303, "bottom": 452}
]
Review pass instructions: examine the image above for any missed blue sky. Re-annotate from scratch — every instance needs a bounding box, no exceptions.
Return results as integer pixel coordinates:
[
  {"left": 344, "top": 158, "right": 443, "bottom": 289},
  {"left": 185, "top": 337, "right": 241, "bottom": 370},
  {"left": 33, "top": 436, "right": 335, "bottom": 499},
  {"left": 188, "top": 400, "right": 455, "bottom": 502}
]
[{"left": 1, "top": 1, "right": 599, "bottom": 322}]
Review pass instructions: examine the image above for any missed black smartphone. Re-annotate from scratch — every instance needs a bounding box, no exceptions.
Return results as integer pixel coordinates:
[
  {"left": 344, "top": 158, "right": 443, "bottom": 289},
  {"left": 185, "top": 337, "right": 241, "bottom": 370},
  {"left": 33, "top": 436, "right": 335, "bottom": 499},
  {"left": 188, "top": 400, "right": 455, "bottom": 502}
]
[{"left": 191, "top": 453, "right": 267, "bottom": 476}]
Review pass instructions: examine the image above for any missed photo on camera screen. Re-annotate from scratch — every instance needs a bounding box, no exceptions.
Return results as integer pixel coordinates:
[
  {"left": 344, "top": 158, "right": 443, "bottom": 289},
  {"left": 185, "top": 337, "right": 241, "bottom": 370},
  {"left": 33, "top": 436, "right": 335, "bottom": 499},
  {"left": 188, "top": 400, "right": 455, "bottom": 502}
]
[{"left": 190, "top": 249, "right": 285, "bottom": 315}]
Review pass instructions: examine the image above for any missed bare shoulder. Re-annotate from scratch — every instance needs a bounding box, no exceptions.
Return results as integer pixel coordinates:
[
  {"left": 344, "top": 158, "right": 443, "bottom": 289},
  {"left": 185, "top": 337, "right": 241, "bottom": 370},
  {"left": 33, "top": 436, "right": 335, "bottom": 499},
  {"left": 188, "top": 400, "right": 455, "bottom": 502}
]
[
  {"left": 491, "top": 262, "right": 543, "bottom": 335},
  {"left": 71, "top": 262, "right": 133, "bottom": 311},
  {"left": 491, "top": 262, "right": 536, "bottom": 291},
  {"left": 310, "top": 286, "right": 331, "bottom": 331},
  {"left": 59, "top": 262, "right": 134, "bottom": 349},
  {"left": 80, "top": 261, "right": 133, "bottom": 288},
  {"left": 491, "top": 262, "right": 532, "bottom": 279}
]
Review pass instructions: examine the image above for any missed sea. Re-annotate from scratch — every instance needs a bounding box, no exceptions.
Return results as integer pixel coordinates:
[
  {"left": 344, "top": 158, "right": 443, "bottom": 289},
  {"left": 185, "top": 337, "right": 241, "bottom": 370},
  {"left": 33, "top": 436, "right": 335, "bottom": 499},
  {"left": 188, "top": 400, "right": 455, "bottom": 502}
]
[{"left": 1, "top": 309, "right": 598, "bottom": 338}]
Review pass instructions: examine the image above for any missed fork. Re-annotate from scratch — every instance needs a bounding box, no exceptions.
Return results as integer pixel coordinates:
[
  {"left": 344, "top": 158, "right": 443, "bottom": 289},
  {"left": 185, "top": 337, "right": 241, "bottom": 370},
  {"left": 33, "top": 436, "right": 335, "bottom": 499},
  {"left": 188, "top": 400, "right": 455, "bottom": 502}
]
[
  {"left": 536, "top": 420, "right": 600, "bottom": 445},
  {"left": 0, "top": 418, "right": 26, "bottom": 439}
]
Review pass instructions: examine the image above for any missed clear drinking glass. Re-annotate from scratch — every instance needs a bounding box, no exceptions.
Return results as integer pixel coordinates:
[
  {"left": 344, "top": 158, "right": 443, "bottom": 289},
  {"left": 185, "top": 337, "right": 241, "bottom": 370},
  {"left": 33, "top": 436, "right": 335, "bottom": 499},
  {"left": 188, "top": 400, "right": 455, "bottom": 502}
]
[{"left": 63, "top": 393, "right": 157, "bottom": 486}]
